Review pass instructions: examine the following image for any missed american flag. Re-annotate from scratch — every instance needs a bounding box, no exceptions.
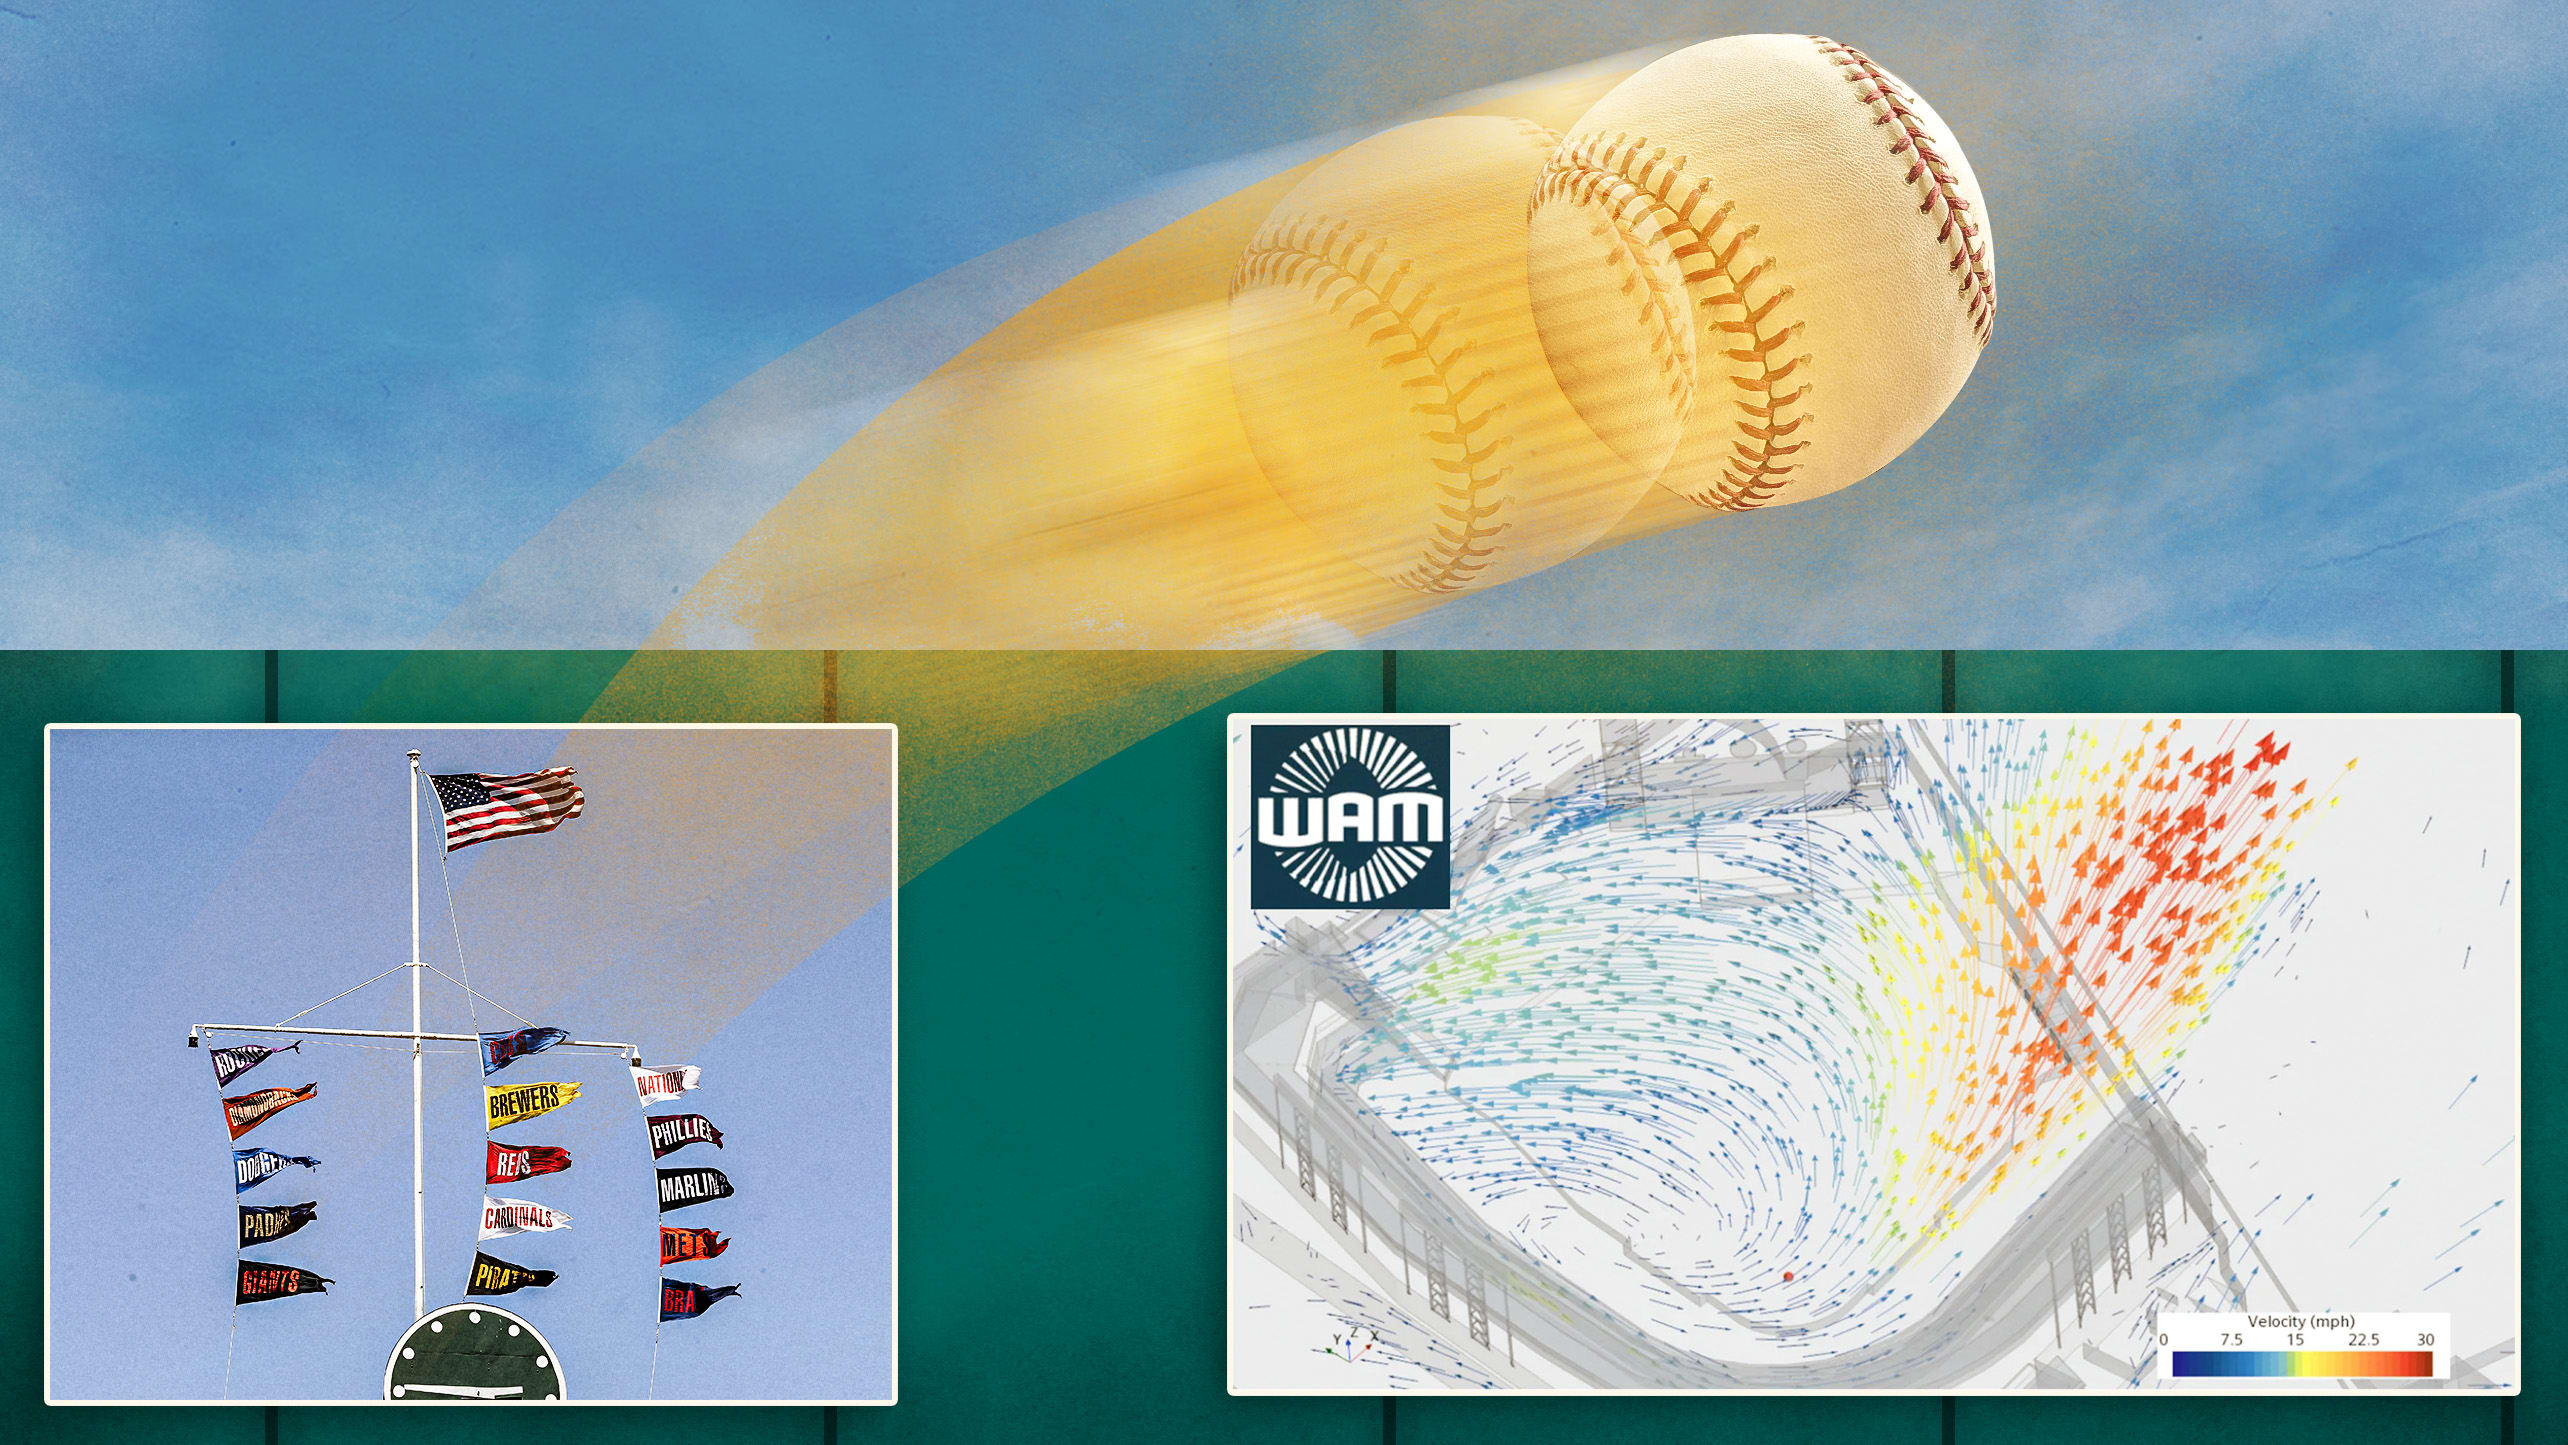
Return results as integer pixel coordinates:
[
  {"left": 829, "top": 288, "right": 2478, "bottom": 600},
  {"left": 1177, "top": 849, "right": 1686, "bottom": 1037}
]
[{"left": 430, "top": 768, "right": 585, "bottom": 851}]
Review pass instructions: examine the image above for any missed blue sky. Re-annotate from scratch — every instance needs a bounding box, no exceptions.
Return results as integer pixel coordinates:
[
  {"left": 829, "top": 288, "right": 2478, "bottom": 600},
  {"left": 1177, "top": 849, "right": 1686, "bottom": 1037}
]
[
  {"left": 46, "top": 727, "right": 895, "bottom": 1402},
  {"left": 3, "top": 1, "right": 2562, "bottom": 646}
]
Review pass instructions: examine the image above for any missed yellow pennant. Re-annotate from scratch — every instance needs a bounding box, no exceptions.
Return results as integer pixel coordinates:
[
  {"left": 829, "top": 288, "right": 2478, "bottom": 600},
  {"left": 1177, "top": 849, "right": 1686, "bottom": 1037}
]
[{"left": 485, "top": 1080, "right": 581, "bottom": 1129}]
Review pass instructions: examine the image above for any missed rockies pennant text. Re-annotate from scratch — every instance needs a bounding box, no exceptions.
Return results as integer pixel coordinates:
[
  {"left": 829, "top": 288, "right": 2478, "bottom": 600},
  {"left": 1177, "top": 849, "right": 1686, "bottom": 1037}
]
[{"left": 209, "top": 1040, "right": 300, "bottom": 1087}]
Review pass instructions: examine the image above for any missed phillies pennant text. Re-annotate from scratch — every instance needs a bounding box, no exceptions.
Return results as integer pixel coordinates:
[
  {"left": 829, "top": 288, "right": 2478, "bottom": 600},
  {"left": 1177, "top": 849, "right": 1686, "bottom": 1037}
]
[
  {"left": 481, "top": 1026, "right": 571, "bottom": 1076},
  {"left": 486, "top": 1080, "right": 580, "bottom": 1129},
  {"left": 487, "top": 1141, "right": 573, "bottom": 1184},
  {"left": 630, "top": 1062, "right": 701, "bottom": 1105},
  {"left": 661, "top": 1226, "right": 730, "bottom": 1265},
  {"left": 656, "top": 1166, "right": 734, "bottom": 1212},
  {"left": 466, "top": 1250, "right": 558, "bottom": 1296},
  {"left": 647, "top": 1112, "right": 723, "bottom": 1158},
  {"left": 223, "top": 1083, "right": 318, "bottom": 1140},
  {"left": 233, "top": 1149, "right": 320, "bottom": 1193},
  {"left": 238, "top": 1201, "right": 318, "bottom": 1247},
  {"left": 660, "top": 1279, "right": 742, "bottom": 1320},
  {"left": 480, "top": 1195, "right": 572, "bottom": 1238},
  {"left": 237, "top": 1260, "right": 332, "bottom": 1304},
  {"left": 430, "top": 768, "right": 585, "bottom": 851},
  {"left": 209, "top": 1040, "right": 299, "bottom": 1086}
]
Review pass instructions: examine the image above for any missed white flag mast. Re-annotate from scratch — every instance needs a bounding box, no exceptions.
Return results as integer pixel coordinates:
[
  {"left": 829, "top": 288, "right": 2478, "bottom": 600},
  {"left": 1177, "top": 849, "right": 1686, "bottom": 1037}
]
[
  {"left": 190, "top": 747, "right": 635, "bottom": 1324},
  {"left": 409, "top": 749, "right": 424, "bottom": 1323}
]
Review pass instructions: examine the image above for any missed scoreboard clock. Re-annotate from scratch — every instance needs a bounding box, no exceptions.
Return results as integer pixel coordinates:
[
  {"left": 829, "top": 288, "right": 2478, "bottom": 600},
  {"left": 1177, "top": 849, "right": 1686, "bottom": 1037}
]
[{"left": 384, "top": 1304, "right": 565, "bottom": 1401}]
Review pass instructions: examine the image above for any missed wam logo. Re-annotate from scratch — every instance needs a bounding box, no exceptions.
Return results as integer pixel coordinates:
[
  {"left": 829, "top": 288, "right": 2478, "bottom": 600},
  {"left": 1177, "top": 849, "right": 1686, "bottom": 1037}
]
[{"left": 1249, "top": 724, "right": 1450, "bottom": 909}]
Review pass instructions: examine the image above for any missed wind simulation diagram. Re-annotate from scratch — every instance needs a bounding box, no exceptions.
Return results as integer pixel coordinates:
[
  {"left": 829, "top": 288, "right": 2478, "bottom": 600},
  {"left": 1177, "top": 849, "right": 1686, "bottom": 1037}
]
[{"left": 1227, "top": 715, "right": 2519, "bottom": 1393}]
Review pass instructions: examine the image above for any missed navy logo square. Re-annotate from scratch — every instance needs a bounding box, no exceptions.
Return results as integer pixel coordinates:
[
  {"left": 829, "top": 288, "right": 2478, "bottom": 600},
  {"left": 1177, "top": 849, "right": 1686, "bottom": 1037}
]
[{"left": 1249, "top": 723, "right": 1450, "bottom": 910}]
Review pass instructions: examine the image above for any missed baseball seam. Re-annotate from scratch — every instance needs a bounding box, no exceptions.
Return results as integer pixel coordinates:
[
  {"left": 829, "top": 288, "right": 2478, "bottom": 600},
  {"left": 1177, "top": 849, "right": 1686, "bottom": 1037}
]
[
  {"left": 1232, "top": 218, "right": 1512, "bottom": 594},
  {"left": 1536, "top": 133, "right": 1813, "bottom": 511},
  {"left": 1812, "top": 35, "right": 1996, "bottom": 346},
  {"left": 1528, "top": 162, "right": 1697, "bottom": 423}
]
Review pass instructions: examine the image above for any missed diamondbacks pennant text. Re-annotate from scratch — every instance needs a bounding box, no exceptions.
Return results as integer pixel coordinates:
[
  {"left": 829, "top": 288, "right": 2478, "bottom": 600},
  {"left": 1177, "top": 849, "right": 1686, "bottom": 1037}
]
[
  {"left": 223, "top": 1082, "right": 318, "bottom": 1140},
  {"left": 486, "top": 1080, "right": 580, "bottom": 1129}
]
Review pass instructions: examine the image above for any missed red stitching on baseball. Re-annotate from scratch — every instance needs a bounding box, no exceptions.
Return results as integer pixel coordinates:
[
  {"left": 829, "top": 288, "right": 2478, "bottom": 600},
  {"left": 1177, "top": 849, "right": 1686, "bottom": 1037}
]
[
  {"left": 1528, "top": 160, "right": 1697, "bottom": 423},
  {"left": 1233, "top": 219, "right": 1513, "bottom": 593},
  {"left": 1533, "top": 132, "right": 1811, "bottom": 511},
  {"left": 1811, "top": 35, "right": 1995, "bottom": 347}
]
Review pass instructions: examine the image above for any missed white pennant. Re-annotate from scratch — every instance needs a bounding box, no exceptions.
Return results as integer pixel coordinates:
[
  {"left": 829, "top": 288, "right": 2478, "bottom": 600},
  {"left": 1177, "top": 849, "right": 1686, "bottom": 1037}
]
[
  {"left": 630, "top": 1062, "right": 702, "bottom": 1105},
  {"left": 479, "top": 1194, "right": 571, "bottom": 1239}
]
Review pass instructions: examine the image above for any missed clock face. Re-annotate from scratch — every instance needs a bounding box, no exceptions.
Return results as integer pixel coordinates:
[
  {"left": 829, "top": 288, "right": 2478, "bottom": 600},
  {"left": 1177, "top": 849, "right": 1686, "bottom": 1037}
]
[{"left": 384, "top": 1304, "right": 565, "bottom": 1401}]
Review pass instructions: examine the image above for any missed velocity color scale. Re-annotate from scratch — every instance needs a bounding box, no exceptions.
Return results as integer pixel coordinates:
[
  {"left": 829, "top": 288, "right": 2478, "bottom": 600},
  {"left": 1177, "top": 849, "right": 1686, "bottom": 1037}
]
[{"left": 2169, "top": 1350, "right": 2435, "bottom": 1379}]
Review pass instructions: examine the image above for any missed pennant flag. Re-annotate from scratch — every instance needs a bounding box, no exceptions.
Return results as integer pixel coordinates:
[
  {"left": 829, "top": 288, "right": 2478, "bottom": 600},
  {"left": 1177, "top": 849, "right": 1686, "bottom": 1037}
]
[
  {"left": 656, "top": 1166, "right": 735, "bottom": 1213},
  {"left": 238, "top": 1201, "right": 318, "bottom": 1248},
  {"left": 481, "top": 1026, "right": 571, "bottom": 1076},
  {"left": 237, "top": 1260, "right": 333, "bottom": 1304},
  {"left": 485, "top": 1080, "right": 581, "bottom": 1129},
  {"left": 480, "top": 1195, "right": 573, "bottom": 1238},
  {"left": 233, "top": 1149, "right": 321, "bottom": 1194},
  {"left": 661, "top": 1226, "right": 730, "bottom": 1265},
  {"left": 647, "top": 1112, "right": 724, "bottom": 1158},
  {"left": 209, "top": 1040, "right": 300, "bottom": 1087},
  {"left": 223, "top": 1083, "right": 318, "bottom": 1140},
  {"left": 430, "top": 768, "right": 585, "bottom": 851},
  {"left": 660, "top": 1279, "right": 742, "bottom": 1321},
  {"left": 630, "top": 1063, "right": 702, "bottom": 1105},
  {"left": 486, "top": 1141, "right": 574, "bottom": 1184},
  {"left": 466, "top": 1250, "right": 559, "bottom": 1296}
]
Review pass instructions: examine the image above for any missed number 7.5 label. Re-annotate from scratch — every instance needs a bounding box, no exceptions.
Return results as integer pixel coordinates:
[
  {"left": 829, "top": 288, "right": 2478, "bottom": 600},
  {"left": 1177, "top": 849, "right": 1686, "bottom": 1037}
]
[{"left": 2158, "top": 1313, "right": 2449, "bottom": 1383}]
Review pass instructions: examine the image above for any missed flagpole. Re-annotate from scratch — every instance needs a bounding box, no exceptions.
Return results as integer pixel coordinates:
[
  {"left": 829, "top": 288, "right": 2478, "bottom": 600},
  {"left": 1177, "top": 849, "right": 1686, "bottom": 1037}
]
[
  {"left": 198, "top": 1023, "right": 639, "bottom": 1052},
  {"left": 407, "top": 749, "right": 425, "bottom": 1322}
]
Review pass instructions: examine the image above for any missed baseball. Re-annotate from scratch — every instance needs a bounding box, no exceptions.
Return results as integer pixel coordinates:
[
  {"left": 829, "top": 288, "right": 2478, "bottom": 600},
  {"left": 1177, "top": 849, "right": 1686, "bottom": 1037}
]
[
  {"left": 1527, "top": 34, "right": 1995, "bottom": 511},
  {"left": 1227, "top": 116, "right": 1662, "bottom": 595}
]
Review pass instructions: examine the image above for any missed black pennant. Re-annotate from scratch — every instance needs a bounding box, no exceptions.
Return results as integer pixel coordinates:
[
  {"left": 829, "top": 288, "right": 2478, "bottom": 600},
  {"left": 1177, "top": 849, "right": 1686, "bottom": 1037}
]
[
  {"left": 237, "top": 1260, "right": 332, "bottom": 1304},
  {"left": 210, "top": 1040, "right": 300, "bottom": 1087},
  {"left": 655, "top": 1166, "right": 735, "bottom": 1213},
  {"left": 238, "top": 1201, "right": 318, "bottom": 1248},
  {"left": 647, "top": 1112, "right": 724, "bottom": 1159},
  {"left": 465, "top": 1250, "right": 559, "bottom": 1296}
]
